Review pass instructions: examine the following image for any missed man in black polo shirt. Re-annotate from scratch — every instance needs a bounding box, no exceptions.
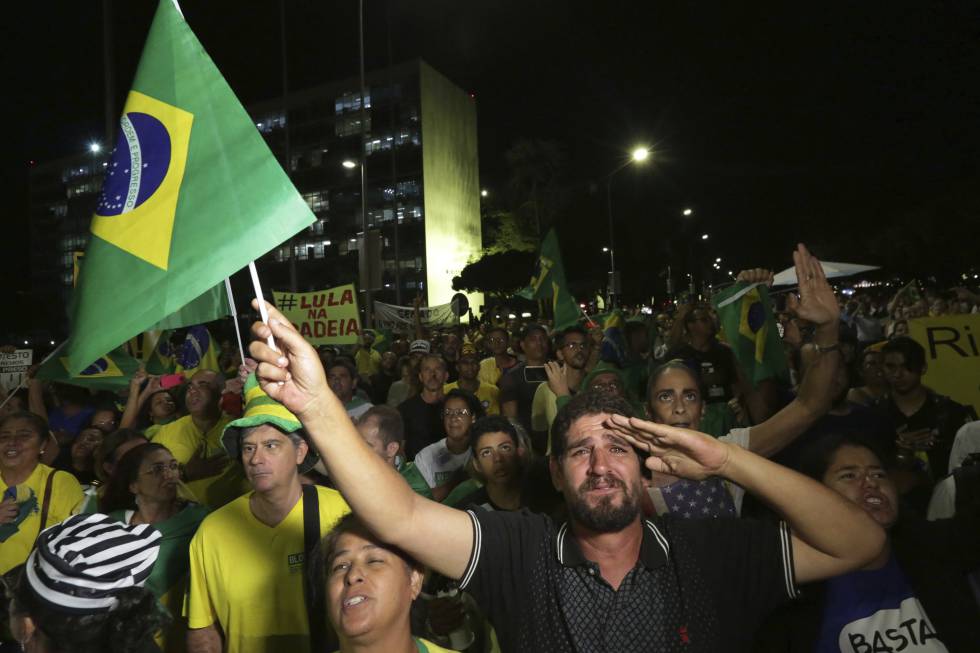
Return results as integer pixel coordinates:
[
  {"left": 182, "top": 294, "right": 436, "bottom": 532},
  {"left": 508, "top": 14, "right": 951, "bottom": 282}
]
[{"left": 248, "top": 244, "right": 888, "bottom": 653}]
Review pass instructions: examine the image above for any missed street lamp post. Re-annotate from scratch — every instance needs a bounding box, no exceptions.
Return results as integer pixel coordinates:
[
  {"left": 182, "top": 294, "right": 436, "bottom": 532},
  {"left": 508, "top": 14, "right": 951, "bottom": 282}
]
[{"left": 604, "top": 146, "right": 650, "bottom": 308}]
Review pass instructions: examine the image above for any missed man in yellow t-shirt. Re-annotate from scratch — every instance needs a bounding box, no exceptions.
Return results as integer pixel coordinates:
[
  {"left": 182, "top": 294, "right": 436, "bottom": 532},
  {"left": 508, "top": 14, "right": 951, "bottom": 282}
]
[
  {"left": 152, "top": 370, "right": 247, "bottom": 508},
  {"left": 186, "top": 376, "right": 350, "bottom": 653},
  {"left": 445, "top": 344, "right": 500, "bottom": 415},
  {"left": 354, "top": 330, "right": 382, "bottom": 378},
  {"left": 477, "top": 326, "right": 517, "bottom": 387}
]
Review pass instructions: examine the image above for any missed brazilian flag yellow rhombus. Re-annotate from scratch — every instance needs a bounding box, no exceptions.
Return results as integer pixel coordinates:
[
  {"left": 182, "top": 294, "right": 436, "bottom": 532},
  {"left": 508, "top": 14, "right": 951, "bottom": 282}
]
[{"left": 89, "top": 91, "right": 193, "bottom": 270}]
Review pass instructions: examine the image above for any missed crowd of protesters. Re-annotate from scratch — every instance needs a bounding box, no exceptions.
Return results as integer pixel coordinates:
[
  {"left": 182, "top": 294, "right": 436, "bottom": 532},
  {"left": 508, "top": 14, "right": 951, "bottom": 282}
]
[{"left": 1, "top": 245, "right": 978, "bottom": 653}]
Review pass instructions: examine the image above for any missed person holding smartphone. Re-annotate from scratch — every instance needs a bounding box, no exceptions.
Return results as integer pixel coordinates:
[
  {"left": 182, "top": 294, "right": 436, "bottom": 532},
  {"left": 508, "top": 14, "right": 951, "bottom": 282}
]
[{"left": 499, "top": 324, "right": 550, "bottom": 442}]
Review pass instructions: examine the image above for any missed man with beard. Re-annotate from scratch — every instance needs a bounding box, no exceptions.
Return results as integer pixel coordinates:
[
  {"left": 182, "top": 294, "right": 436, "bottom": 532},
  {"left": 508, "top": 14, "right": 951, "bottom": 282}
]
[{"left": 245, "top": 242, "right": 888, "bottom": 653}]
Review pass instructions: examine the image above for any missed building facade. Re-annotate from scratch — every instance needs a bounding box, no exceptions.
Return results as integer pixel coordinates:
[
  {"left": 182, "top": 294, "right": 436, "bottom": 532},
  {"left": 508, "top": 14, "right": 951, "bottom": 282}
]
[{"left": 29, "top": 59, "right": 483, "bottom": 333}]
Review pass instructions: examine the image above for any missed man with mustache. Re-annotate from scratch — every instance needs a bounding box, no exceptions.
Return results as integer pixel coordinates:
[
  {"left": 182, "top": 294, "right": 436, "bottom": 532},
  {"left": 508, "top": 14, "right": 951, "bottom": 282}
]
[{"left": 247, "top": 244, "right": 888, "bottom": 653}]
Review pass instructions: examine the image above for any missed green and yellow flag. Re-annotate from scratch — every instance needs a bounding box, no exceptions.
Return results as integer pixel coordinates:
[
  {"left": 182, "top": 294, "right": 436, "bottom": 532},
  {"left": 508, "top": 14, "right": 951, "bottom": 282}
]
[
  {"left": 516, "top": 229, "right": 580, "bottom": 330},
  {"left": 712, "top": 283, "right": 788, "bottom": 386},
  {"left": 173, "top": 325, "right": 222, "bottom": 377},
  {"left": 65, "top": 0, "right": 314, "bottom": 374},
  {"left": 36, "top": 344, "right": 140, "bottom": 391}
]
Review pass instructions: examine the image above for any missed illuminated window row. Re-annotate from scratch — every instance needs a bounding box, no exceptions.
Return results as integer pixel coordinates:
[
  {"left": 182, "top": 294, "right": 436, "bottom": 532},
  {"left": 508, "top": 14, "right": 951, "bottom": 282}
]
[{"left": 334, "top": 91, "right": 372, "bottom": 115}]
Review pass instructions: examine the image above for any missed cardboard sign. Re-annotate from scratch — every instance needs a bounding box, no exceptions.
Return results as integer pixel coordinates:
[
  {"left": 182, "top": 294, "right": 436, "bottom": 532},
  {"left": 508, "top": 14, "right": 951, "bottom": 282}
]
[
  {"left": 0, "top": 349, "right": 33, "bottom": 391},
  {"left": 273, "top": 285, "right": 361, "bottom": 346},
  {"left": 908, "top": 315, "right": 980, "bottom": 416}
]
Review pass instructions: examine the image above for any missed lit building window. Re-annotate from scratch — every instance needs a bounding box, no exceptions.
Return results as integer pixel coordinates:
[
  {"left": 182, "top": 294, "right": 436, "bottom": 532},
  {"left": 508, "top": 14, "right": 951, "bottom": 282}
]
[
  {"left": 334, "top": 91, "right": 372, "bottom": 115},
  {"left": 303, "top": 192, "right": 329, "bottom": 213}
]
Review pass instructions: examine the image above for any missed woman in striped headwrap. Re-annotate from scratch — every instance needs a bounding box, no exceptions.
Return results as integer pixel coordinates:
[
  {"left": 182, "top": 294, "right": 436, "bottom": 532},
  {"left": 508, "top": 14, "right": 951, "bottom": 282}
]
[{"left": 3, "top": 513, "right": 168, "bottom": 653}]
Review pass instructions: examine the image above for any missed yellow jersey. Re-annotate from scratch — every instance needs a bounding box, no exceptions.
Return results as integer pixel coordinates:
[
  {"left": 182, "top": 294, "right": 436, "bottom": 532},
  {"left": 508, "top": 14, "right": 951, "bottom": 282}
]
[
  {"left": 186, "top": 486, "right": 350, "bottom": 653},
  {"left": 152, "top": 414, "right": 248, "bottom": 508},
  {"left": 0, "top": 464, "right": 84, "bottom": 574},
  {"left": 443, "top": 381, "right": 500, "bottom": 415}
]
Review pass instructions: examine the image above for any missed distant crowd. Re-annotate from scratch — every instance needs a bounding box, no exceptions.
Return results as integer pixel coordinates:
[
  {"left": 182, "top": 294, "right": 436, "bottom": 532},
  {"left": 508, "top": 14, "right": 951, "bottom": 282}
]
[{"left": 2, "top": 251, "right": 978, "bottom": 653}]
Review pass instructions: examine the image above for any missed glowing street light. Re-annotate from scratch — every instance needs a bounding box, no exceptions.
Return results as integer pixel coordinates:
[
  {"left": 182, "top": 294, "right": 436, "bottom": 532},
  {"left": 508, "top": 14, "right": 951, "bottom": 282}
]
[
  {"left": 480, "top": 189, "right": 488, "bottom": 197},
  {"left": 89, "top": 142, "right": 101, "bottom": 153},
  {"left": 605, "top": 145, "right": 652, "bottom": 308},
  {"left": 701, "top": 233, "right": 709, "bottom": 240},
  {"left": 342, "top": 160, "right": 357, "bottom": 169},
  {"left": 715, "top": 257, "right": 722, "bottom": 263},
  {"left": 602, "top": 247, "right": 610, "bottom": 252},
  {"left": 682, "top": 208, "right": 693, "bottom": 217}
]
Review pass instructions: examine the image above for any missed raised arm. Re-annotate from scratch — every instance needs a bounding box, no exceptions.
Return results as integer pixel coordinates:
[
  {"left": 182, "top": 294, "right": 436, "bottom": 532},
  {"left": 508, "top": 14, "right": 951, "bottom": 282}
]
[
  {"left": 610, "top": 414, "right": 885, "bottom": 583},
  {"left": 742, "top": 250, "right": 842, "bottom": 457},
  {"left": 119, "top": 368, "right": 150, "bottom": 430},
  {"left": 248, "top": 300, "right": 474, "bottom": 580}
]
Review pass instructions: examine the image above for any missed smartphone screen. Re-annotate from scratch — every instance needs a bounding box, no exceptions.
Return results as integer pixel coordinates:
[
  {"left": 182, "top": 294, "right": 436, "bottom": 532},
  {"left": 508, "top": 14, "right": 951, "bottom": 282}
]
[{"left": 524, "top": 366, "right": 548, "bottom": 383}]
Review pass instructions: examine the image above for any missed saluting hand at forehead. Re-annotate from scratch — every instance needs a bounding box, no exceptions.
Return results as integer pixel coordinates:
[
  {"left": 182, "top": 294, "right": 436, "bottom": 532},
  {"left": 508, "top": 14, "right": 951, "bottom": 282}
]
[{"left": 605, "top": 414, "right": 732, "bottom": 481}]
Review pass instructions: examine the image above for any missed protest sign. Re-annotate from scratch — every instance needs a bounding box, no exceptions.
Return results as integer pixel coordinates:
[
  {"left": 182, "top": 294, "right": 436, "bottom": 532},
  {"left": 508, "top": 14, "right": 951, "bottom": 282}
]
[
  {"left": 908, "top": 315, "right": 980, "bottom": 416},
  {"left": 273, "top": 285, "right": 361, "bottom": 346},
  {"left": 373, "top": 301, "right": 456, "bottom": 330},
  {"left": 0, "top": 350, "right": 32, "bottom": 391}
]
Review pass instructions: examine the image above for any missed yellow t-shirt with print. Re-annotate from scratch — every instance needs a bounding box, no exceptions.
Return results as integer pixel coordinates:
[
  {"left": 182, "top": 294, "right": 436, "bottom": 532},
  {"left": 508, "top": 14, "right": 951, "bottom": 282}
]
[
  {"left": 0, "top": 463, "right": 84, "bottom": 574},
  {"left": 152, "top": 414, "right": 247, "bottom": 508},
  {"left": 443, "top": 381, "right": 500, "bottom": 415},
  {"left": 186, "top": 486, "right": 350, "bottom": 653}
]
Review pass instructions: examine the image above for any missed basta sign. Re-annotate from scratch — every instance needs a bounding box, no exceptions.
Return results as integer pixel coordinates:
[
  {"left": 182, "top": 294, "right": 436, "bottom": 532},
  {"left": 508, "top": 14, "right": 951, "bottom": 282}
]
[{"left": 272, "top": 284, "right": 362, "bottom": 345}]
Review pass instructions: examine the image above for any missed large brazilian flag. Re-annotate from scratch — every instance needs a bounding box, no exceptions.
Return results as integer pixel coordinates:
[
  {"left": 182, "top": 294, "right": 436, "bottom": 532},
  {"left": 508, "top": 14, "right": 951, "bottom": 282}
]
[{"left": 65, "top": 0, "right": 315, "bottom": 374}]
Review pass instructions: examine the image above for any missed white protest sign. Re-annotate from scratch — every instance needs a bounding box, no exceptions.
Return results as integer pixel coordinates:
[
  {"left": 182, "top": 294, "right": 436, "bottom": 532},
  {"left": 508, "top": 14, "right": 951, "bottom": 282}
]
[{"left": 0, "top": 349, "right": 33, "bottom": 391}]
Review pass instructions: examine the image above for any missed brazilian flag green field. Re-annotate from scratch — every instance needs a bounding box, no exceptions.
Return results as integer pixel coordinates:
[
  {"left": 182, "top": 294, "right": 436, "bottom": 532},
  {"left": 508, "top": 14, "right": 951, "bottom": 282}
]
[{"left": 65, "top": 0, "right": 314, "bottom": 374}]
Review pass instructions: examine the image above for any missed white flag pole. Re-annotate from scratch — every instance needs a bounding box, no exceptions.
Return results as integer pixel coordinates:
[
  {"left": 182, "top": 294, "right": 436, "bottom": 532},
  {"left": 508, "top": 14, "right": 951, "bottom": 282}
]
[
  {"left": 223, "top": 277, "right": 246, "bottom": 364},
  {"left": 248, "top": 261, "right": 278, "bottom": 352}
]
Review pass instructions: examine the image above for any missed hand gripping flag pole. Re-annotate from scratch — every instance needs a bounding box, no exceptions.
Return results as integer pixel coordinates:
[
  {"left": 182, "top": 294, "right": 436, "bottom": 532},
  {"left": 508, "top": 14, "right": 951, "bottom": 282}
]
[{"left": 248, "top": 262, "right": 278, "bottom": 352}]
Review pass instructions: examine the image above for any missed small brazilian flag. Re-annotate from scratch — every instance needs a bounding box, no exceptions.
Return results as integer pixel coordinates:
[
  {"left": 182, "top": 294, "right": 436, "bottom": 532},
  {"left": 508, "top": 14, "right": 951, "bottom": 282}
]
[
  {"left": 516, "top": 229, "right": 581, "bottom": 330},
  {"left": 174, "top": 325, "right": 222, "bottom": 376},
  {"left": 712, "top": 283, "right": 789, "bottom": 386},
  {"left": 64, "top": 0, "right": 315, "bottom": 374},
  {"left": 36, "top": 344, "right": 140, "bottom": 391}
]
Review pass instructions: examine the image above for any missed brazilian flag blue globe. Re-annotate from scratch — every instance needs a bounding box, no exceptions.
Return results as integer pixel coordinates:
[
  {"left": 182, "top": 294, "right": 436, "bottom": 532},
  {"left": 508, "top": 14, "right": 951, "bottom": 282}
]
[{"left": 65, "top": 0, "right": 314, "bottom": 374}]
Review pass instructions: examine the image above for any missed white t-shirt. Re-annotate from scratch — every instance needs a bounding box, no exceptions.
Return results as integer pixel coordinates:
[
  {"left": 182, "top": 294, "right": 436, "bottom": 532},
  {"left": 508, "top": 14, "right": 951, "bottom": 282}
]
[{"left": 413, "top": 439, "right": 472, "bottom": 488}]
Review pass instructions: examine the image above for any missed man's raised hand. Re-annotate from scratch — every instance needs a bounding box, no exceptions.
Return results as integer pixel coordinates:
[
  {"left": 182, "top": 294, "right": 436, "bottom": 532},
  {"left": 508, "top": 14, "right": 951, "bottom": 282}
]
[
  {"left": 606, "top": 414, "right": 733, "bottom": 481},
  {"left": 249, "top": 299, "right": 330, "bottom": 418},
  {"left": 786, "top": 243, "right": 840, "bottom": 330}
]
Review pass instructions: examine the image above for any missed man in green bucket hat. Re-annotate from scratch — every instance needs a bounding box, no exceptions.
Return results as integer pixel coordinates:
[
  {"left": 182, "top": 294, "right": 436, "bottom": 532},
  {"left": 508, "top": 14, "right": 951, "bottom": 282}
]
[{"left": 185, "top": 374, "right": 350, "bottom": 653}]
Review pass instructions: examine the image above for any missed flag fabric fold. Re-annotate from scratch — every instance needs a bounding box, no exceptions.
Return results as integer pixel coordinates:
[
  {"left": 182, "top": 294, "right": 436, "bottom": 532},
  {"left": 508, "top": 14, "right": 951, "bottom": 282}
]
[
  {"left": 36, "top": 345, "right": 141, "bottom": 391},
  {"left": 516, "top": 229, "right": 580, "bottom": 330},
  {"left": 712, "top": 282, "right": 789, "bottom": 386},
  {"left": 65, "top": 0, "right": 314, "bottom": 374},
  {"left": 151, "top": 282, "right": 231, "bottom": 331}
]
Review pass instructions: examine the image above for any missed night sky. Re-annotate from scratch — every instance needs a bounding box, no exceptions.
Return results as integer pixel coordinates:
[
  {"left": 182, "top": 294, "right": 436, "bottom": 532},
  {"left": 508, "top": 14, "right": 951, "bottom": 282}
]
[{"left": 5, "top": 1, "right": 979, "bottom": 305}]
